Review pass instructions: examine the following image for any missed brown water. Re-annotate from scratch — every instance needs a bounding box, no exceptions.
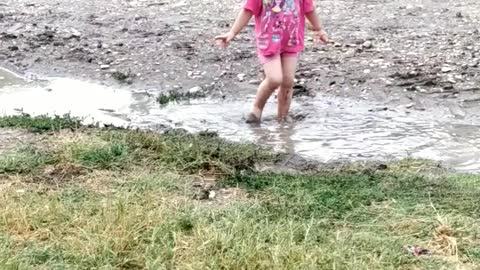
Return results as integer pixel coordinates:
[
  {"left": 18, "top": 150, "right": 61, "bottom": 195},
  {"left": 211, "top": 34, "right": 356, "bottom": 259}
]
[{"left": 1, "top": 68, "right": 479, "bottom": 172}]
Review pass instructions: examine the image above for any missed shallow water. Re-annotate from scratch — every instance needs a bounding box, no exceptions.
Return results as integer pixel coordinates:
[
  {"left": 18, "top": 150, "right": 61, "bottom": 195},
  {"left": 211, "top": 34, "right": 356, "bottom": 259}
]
[
  {"left": 1, "top": 68, "right": 480, "bottom": 172},
  {"left": 0, "top": 67, "right": 25, "bottom": 88}
]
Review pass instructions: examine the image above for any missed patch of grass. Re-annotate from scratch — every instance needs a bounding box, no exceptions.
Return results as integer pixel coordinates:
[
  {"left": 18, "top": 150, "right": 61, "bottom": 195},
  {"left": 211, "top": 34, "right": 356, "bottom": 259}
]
[
  {"left": 111, "top": 70, "right": 131, "bottom": 83},
  {"left": 156, "top": 90, "right": 205, "bottom": 105},
  {"left": 223, "top": 171, "right": 480, "bottom": 221},
  {"left": 19, "top": 245, "right": 65, "bottom": 267},
  {"left": 69, "top": 141, "right": 129, "bottom": 169},
  {"left": 0, "top": 170, "right": 479, "bottom": 269},
  {"left": 470, "top": 247, "right": 480, "bottom": 259},
  {"left": 0, "top": 114, "right": 82, "bottom": 132},
  {"left": 1, "top": 115, "right": 275, "bottom": 176},
  {"left": 386, "top": 157, "right": 444, "bottom": 174},
  {"left": 0, "top": 147, "right": 54, "bottom": 174},
  {"left": 114, "top": 171, "right": 189, "bottom": 194},
  {"left": 0, "top": 235, "right": 18, "bottom": 269},
  {"left": 0, "top": 179, "right": 192, "bottom": 269},
  {"left": 103, "top": 129, "right": 276, "bottom": 175}
]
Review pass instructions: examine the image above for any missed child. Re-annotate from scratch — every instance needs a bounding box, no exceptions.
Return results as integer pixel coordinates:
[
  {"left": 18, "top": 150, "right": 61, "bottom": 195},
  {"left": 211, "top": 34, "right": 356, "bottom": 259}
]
[{"left": 216, "top": 0, "right": 328, "bottom": 123}]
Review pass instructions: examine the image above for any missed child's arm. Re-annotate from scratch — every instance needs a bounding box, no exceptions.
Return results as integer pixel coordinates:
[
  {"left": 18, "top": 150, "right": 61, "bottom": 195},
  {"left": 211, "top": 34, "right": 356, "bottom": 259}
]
[
  {"left": 215, "top": 9, "right": 253, "bottom": 48},
  {"left": 305, "top": 11, "right": 329, "bottom": 44}
]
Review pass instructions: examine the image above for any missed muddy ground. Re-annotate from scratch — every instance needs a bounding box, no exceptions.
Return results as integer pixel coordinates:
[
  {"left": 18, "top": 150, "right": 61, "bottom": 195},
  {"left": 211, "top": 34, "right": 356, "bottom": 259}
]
[{"left": 1, "top": 0, "right": 479, "bottom": 114}]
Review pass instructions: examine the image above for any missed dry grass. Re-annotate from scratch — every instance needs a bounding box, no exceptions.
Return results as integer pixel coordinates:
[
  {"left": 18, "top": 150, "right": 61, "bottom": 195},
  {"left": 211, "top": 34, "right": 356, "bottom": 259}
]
[{"left": 0, "top": 116, "right": 478, "bottom": 269}]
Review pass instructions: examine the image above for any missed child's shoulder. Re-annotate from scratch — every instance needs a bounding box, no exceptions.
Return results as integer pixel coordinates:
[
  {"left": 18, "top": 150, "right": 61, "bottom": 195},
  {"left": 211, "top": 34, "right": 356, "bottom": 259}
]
[{"left": 244, "top": 0, "right": 263, "bottom": 16}]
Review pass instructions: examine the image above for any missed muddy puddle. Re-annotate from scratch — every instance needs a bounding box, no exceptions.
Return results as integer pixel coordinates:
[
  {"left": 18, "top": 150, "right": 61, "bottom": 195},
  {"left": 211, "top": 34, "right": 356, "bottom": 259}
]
[{"left": 1, "top": 68, "right": 479, "bottom": 172}]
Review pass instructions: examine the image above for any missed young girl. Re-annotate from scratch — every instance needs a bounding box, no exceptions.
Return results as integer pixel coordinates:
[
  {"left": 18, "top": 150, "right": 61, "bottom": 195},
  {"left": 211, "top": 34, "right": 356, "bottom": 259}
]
[{"left": 216, "top": 0, "right": 328, "bottom": 123}]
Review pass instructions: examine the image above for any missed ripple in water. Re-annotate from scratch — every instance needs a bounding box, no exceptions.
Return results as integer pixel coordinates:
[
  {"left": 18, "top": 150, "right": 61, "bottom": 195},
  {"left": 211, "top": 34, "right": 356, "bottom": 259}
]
[{"left": 1, "top": 68, "right": 479, "bottom": 172}]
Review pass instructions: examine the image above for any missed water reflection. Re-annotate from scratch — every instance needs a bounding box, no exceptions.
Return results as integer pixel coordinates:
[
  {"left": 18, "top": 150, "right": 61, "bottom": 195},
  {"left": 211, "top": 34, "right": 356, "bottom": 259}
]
[
  {"left": 1, "top": 68, "right": 480, "bottom": 172},
  {"left": 249, "top": 121, "right": 297, "bottom": 154}
]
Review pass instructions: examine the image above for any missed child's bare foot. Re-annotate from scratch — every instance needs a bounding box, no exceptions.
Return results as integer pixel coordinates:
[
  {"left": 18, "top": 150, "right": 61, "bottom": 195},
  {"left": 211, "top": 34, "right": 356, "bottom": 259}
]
[
  {"left": 245, "top": 112, "right": 261, "bottom": 124},
  {"left": 277, "top": 116, "right": 288, "bottom": 123},
  {"left": 245, "top": 108, "right": 262, "bottom": 124}
]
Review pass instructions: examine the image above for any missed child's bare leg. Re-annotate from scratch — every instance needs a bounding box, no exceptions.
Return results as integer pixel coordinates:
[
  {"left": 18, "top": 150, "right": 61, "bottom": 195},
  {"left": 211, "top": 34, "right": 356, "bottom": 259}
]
[
  {"left": 247, "top": 56, "right": 283, "bottom": 123},
  {"left": 277, "top": 55, "right": 298, "bottom": 121}
]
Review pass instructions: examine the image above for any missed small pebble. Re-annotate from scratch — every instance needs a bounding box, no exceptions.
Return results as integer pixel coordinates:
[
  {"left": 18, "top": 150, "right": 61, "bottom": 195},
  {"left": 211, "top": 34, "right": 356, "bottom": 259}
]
[
  {"left": 441, "top": 66, "right": 454, "bottom": 73},
  {"left": 237, "top": 73, "right": 246, "bottom": 82},
  {"left": 362, "top": 41, "right": 373, "bottom": 49},
  {"left": 189, "top": 86, "right": 202, "bottom": 94}
]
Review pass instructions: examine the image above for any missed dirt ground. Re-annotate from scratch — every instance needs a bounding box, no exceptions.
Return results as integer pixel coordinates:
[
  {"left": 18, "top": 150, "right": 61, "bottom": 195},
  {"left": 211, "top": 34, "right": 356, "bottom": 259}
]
[
  {"left": 0, "top": 129, "right": 32, "bottom": 154},
  {"left": 1, "top": 0, "right": 480, "bottom": 114}
]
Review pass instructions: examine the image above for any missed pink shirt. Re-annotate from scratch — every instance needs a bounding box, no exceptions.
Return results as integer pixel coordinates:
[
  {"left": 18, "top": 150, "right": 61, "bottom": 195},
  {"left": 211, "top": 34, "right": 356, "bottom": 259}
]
[{"left": 244, "top": 0, "right": 315, "bottom": 56}]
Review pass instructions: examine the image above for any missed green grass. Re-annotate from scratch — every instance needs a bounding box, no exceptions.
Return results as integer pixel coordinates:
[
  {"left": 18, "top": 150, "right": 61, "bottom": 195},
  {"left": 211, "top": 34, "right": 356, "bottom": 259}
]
[
  {"left": 0, "top": 147, "right": 54, "bottom": 174},
  {"left": 0, "top": 115, "right": 479, "bottom": 269},
  {"left": 0, "top": 170, "right": 478, "bottom": 269},
  {"left": 0, "top": 129, "right": 273, "bottom": 176},
  {"left": 0, "top": 114, "right": 82, "bottom": 132},
  {"left": 101, "top": 129, "right": 276, "bottom": 174},
  {"left": 68, "top": 141, "right": 130, "bottom": 170},
  {"left": 222, "top": 171, "right": 480, "bottom": 220},
  {"left": 156, "top": 90, "right": 205, "bottom": 105}
]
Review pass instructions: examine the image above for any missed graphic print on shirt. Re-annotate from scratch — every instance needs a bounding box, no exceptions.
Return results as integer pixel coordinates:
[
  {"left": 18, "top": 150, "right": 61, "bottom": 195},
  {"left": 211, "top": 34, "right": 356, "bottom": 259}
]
[
  {"left": 258, "top": 10, "right": 271, "bottom": 50},
  {"left": 272, "top": 0, "right": 282, "bottom": 13},
  {"left": 287, "top": 7, "right": 299, "bottom": 46},
  {"left": 259, "top": 0, "right": 300, "bottom": 52},
  {"left": 262, "top": 0, "right": 272, "bottom": 6},
  {"left": 284, "top": 0, "right": 294, "bottom": 15}
]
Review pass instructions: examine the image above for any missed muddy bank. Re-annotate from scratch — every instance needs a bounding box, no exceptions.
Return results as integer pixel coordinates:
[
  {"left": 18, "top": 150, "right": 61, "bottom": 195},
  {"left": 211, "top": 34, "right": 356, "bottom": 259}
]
[{"left": 1, "top": 0, "right": 479, "bottom": 108}]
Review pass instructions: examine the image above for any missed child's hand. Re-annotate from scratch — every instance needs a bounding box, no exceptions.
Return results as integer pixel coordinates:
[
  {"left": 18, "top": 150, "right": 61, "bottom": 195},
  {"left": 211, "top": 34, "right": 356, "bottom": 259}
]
[
  {"left": 314, "top": 29, "right": 329, "bottom": 45},
  {"left": 215, "top": 31, "right": 236, "bottom": 48}
]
